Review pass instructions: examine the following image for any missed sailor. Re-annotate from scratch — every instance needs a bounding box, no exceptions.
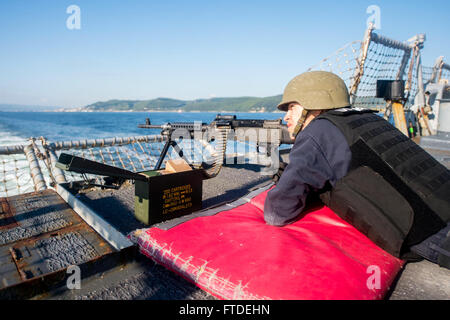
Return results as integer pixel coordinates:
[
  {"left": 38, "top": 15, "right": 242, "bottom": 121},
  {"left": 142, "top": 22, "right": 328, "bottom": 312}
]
[{"left": 264, "top": 71, "right": 450, "bottom": 269}]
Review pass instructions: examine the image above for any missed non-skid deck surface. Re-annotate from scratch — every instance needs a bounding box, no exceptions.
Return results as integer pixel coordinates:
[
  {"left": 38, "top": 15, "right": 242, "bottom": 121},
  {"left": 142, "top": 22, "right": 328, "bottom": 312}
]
[{"left": 0, "top": 189, "right": 114, "bottom": 298}]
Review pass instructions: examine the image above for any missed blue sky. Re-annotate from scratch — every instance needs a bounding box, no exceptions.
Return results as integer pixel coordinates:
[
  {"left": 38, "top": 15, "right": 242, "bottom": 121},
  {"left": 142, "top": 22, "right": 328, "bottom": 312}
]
[{"left": 0, "top": 0, "right": 449, "bottom": 108}]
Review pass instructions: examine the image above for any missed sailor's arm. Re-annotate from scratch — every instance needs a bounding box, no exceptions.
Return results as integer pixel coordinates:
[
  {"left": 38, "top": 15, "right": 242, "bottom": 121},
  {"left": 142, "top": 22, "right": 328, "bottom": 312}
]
[{"left": 263, "top": 133, "right": 334, "bottom": 226}]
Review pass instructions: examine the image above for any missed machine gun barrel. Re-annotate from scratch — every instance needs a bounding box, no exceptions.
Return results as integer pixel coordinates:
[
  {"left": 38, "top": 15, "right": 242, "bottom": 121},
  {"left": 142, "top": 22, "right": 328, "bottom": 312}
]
[
  {"left": 137, "top": 118, "right": 207, "bottom": 133},
  {"left": 137, "top": 114, "right": 293, "bottom": 179},
  {"left": 138, "top": 114, "right": 293, "bottom": 144}
]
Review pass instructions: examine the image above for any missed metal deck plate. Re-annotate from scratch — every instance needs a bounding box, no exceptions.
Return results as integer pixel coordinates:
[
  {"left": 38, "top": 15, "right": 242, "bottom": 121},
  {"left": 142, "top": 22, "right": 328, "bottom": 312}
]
[{"left": 0, "top": 190, "right": 116, "bottom": 299}]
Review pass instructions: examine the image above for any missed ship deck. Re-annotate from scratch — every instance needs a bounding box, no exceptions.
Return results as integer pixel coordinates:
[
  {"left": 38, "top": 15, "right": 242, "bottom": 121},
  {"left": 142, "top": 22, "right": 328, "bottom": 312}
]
[{"left": 1, "top": 149, "right": 449, "bottom": 300}]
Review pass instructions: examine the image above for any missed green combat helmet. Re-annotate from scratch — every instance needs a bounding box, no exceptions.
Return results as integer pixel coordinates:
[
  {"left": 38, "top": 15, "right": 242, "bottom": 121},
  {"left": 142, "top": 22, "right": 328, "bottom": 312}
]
[
  {"left": 277, "top": 71, "right": 351, "bottom": 137},
  {"left": 277, "top": 71, "right": 350, "bottom": 112}
]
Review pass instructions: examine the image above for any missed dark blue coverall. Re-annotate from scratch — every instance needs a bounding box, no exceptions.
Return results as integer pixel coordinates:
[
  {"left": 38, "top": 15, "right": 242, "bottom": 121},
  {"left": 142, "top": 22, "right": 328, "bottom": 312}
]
[{"left": 264, "top": 118, "right": 351, "bottom": 226}]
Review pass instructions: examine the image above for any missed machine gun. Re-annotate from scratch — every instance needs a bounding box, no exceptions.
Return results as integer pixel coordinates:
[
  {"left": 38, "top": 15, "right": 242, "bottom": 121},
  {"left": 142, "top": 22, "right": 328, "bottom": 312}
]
[
  {"left": 55, "top": 114, "right": 292, "bottom": 189},
  {"left": 54, "top": 115, "right": 292, "bottom": 225},
  {"left": 138, "top": 114, "right": 293, "bottom": 178}
]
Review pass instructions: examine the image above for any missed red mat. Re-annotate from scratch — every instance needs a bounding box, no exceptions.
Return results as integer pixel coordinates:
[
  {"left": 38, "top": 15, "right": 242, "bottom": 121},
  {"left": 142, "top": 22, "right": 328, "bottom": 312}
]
[{"left": 130, "top": 189, "right": 404, "bottom": 300}]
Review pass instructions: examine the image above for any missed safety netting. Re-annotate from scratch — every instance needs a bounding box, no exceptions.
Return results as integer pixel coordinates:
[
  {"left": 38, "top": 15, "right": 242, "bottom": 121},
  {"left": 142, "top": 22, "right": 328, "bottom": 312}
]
[
  {"left": 308, "top": 27, "right": 437, "bottom": 112},
  {"left": 307, "top": 40, "right": 362, "bottom": 91},
  {"left": 0, "top": 134, "right": 263, "bottom": 197},
  {"left": 0, "top": 136, "right": 167, "bottom": 197},
  {"left": 0, "top": 153, "right": 33, "bottom": 197}
]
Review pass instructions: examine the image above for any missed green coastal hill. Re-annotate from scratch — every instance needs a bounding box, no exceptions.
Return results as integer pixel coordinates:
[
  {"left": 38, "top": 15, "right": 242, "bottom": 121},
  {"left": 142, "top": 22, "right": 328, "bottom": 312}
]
[{"left": 83, "top": 95, "right": 283, "bottom": 112}]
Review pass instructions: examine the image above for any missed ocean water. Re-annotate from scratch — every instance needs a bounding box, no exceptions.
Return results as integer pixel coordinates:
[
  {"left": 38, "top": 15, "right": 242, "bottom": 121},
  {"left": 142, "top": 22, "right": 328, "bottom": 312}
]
[{"left": 0, "top": 111, "right": 284, "bottom": 146}]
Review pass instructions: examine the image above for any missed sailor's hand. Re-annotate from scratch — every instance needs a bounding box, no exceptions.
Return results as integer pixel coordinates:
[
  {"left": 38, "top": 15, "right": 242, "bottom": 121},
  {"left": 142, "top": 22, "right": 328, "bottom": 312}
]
[{"left": 272, "top": 161, "right": 287, "bottom": 184}]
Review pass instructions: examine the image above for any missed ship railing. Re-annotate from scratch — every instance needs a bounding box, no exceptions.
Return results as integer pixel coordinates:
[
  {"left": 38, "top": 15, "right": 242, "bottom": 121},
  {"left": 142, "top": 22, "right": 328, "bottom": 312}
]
[{"left": 0, "top": 134, "right": 272, "bottom": 197}]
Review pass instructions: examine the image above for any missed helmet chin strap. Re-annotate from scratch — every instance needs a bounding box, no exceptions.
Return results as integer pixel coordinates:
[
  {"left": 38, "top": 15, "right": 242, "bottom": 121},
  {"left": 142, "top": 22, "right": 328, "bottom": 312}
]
[{"left": 293, "top": 109, "right": 309, "bottom": 138}]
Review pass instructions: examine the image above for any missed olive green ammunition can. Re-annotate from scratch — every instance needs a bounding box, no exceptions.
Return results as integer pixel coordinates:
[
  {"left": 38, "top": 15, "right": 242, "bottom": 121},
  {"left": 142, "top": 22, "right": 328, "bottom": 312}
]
[{"left": 134, "top": 169, "right": 203, "bottom": 225}]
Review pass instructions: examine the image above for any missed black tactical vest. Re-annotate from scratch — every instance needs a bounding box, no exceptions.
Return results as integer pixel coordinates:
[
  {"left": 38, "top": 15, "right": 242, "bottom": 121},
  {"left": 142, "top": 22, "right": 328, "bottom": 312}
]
[{"left": 317, "top": 108, "right": 450, "bottom": 258}]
